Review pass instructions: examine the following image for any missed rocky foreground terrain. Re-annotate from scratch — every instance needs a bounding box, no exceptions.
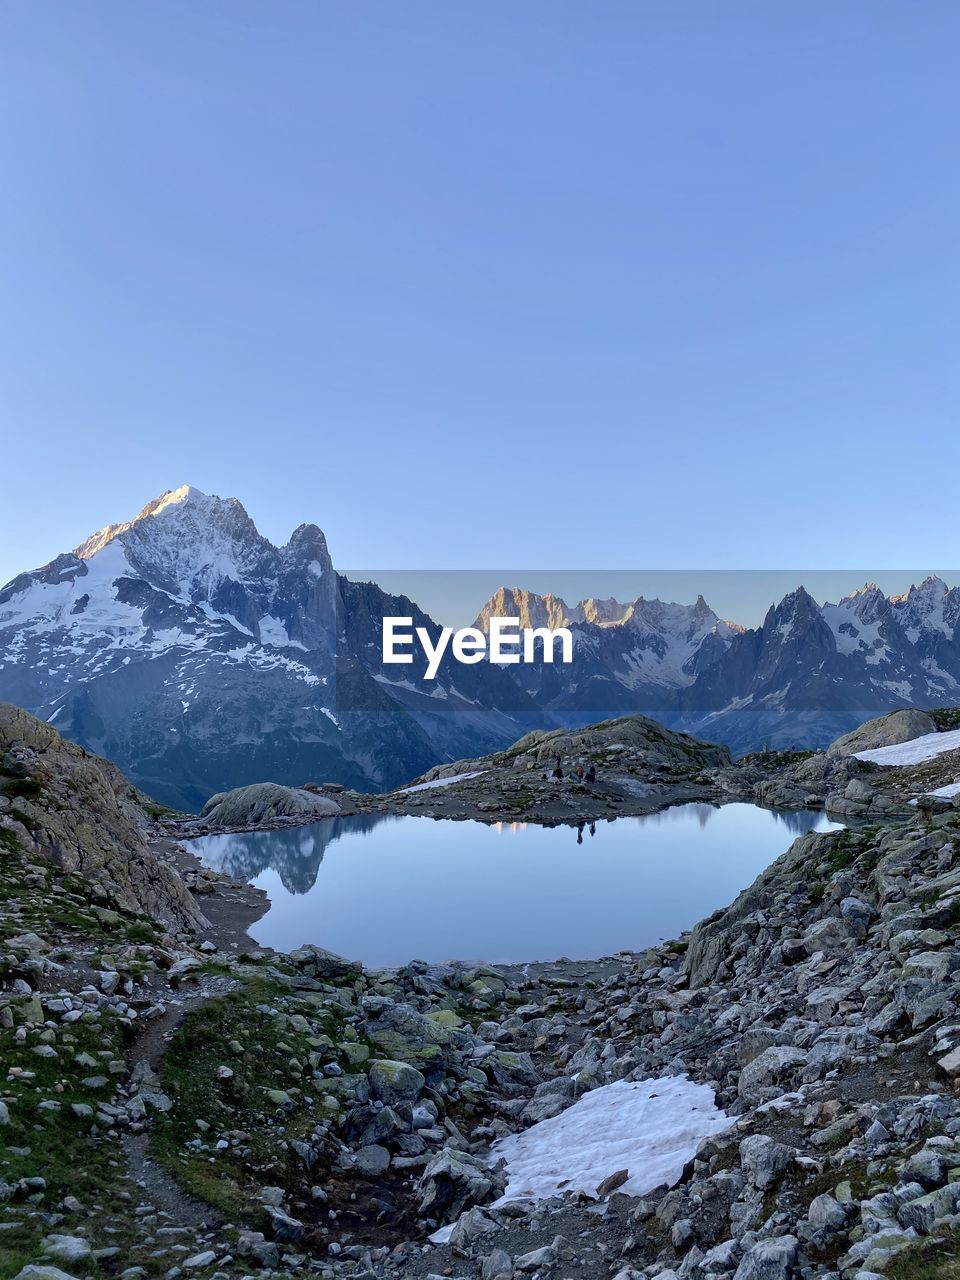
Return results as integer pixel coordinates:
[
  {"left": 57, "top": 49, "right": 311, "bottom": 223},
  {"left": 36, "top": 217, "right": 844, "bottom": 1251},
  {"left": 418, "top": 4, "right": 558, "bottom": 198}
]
[{"left": 4, "top": 704, "right": 960, "bottom": 1279}]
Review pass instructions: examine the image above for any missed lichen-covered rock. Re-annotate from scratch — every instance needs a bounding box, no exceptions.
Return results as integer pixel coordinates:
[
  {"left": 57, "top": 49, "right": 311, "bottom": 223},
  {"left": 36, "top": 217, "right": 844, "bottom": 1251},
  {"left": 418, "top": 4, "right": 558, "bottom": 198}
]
[{"left": 367, "top": 1058, "right": 426, "bottom": 1106}]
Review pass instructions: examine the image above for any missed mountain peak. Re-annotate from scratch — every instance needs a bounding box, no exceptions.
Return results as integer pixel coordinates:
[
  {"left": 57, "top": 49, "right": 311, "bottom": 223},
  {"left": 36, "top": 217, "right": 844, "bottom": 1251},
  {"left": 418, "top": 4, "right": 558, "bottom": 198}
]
[
  {"left": 73, "top": 484, "right": 223, "bottom": 560},
  {"left": 146, "top": 483, "right": 205, "bottom": 514},
  {"left": 891, "top": 575, "right": 948, "bottom": 603}
]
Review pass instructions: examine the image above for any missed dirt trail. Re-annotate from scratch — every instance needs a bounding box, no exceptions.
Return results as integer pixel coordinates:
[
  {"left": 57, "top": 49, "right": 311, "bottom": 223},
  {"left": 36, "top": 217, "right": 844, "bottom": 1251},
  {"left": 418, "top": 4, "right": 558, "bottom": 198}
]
[{"left": 122, "top": 974, "right": 237, "bottom": 1227}]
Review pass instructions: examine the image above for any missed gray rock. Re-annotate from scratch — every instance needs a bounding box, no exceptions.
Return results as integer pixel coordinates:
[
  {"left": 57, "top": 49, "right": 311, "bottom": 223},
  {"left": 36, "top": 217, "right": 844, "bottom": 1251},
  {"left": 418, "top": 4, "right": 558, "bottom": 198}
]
[
  {"left": 287, "top": 944, "right": 358, "bottom": 980},
  {"left": 803, "top": 915, "right": 853, "bottom": 955},
  {"left": 805, "top": 1192, "right": 848, "bottom": 1238},
  {"left": 40, "top": 1238, "right": 91, "bottom": 1264},
  {"left": 264, "top": 1205, "right": 305, "bottom": 1242},
  {"left": 739, "top": 1135, "right": 793, "bottom": 1190},
  {"left": 480, "top": 1248, "right": 514, "bottom": 1279},
  {"left": 367, "top": 1058, "right": 426, "bottom": 1106},
  {"left": 353, "top": 1144, "right": 391, "bottom": 1176},
  {"left": 12, "top": 1270, "right": 83, "bottom": 1280},
  {"left": 515, "top": 1243, "right": 557, "bottom": 1272},
  {"left": 200, "top": 781, "right": 340, "bottom": 828},
  {"left": 840, "top": 895, "right": 876, "bottom": 939},
  {"left": 701, "top": 1238, "right": 741, "bottom": 1271},
  {"left": 829, "top": 709, "right": 938, "bottom": 756},
  {"left": 732, "top": 1234, "right": 799, "bottom": 1279},
  {"left": 418, "top": 1148, "right": 505, "bottom": 1224},
  {"left": 898, "top": 1183, "right": 960, "bottom": 1233},
  {"left": 448, "top": 1206, "right": 499, "bottom": 1250},
  {"left": 737, "top": 1046, "right": 808, "bottom": 1101},
  {"left": 520, "top": 1074, "right": 575, "bottom": 1123}
]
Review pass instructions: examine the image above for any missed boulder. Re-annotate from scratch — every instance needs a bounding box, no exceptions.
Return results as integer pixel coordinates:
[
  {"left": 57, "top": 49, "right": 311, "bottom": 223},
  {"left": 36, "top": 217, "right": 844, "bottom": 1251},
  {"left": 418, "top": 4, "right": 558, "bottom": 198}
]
[
  {"left": 803, "top": 915, "right": 854, "bottom": 955},
  {"left": 40, "top": 1237, "right": 91, "bottom": 1263},
  {"left": 13, "top": 1270, "right": 83, "bottom": 1280},
  {"left": 199, "top": 782, "right": 340, "bottom": 828},
  {"left": 367, "top": 1058, "right": 426, "bottom": 1106},
  {"left": 288, "top": 944, "right": 358, "bottom": 980},
  {"left": 840, "top": 895, "right": 876, "bottom": 940},
  {"left": 739, "top": 1134, "right": 793, "bottom": 1190},
  {"left": 738, "top": 1046, "right": 808, "bottom": 1101},
  {"left": 481, "top": 1248, "right": 514, "bottom": 1279},
  {"left": 417, "top": 1148, "right": 506, "bottom": 1224},
  {"left": 829, "top": 709, "right": 938, "bottom": 756},
  {"left": 732, "top": 1235, "right": 799, "bottom": 1279}
]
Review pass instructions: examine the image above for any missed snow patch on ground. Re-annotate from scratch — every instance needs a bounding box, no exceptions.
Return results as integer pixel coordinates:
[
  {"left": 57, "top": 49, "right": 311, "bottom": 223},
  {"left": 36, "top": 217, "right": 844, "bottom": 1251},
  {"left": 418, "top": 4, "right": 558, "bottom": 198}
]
[
  {"left": 394, "top": 770, "right": 486, "bottom": 795},
  {"left": 492, "top": 1076, "right": 732, "bottom": 1205},
  {"left": 854, "top": 728, "right": 960, "bottom": 767},
  {"left": 910, "top": 782, "right": 960, "bottom": 805}
]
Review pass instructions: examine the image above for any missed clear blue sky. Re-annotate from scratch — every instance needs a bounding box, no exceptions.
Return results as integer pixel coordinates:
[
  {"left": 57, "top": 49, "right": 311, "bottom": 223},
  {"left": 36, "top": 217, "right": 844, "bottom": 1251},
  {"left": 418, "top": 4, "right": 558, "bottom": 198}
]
[{"left": 1, "top": 1, "right": 958, "bottom": 591}]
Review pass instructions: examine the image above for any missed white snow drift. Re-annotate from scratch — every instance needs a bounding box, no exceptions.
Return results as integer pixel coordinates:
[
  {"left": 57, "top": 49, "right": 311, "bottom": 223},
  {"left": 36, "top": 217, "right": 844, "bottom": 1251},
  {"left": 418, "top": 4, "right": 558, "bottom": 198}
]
[
  {"left": 491, "top": 1075, "right": 732, "bottom": 1204},
  {"left": 910, "top": 782, "right": 960, "bottom": 807},
  {"left": 854, "top": 727, "right": 960, "bottom": 767},
  {"left": 394, "top": 770, "right": 486, "bottom": 795}
]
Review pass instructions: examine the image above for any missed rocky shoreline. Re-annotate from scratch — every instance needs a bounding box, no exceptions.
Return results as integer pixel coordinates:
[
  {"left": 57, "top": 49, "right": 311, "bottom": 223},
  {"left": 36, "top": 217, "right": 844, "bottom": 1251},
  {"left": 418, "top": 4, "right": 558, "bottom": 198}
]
[
  {"left": 4, "top": 704, "right": 960, "bottom": 1279},
  {"left": 161, "top": 726, "right": 873, "bottom": 846}
]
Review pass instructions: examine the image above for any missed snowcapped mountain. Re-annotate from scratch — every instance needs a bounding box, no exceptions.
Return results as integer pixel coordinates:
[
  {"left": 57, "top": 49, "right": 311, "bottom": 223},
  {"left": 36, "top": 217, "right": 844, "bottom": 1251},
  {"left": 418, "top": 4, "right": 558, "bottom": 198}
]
[
  {"left": 473, "top": 579, "right": 960, "bottom": 753},
  {"left": 678, "top": 579, "right": 960, "bottom": 753},
  {"left": 3, "top": 486, "right": 959, "bottom": 791},
  {"left": 0, "top": 487, "right": 538, "bottom": 807},
  {"left": 473, "top": 586, "right": 743, "bottom": 722}
]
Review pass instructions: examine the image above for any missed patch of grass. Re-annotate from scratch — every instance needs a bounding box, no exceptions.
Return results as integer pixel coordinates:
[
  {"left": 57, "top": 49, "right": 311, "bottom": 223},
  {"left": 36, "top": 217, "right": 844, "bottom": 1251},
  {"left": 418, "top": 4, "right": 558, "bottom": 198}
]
[
  {"left": 152, "top": 974, "right": 357, "bottom": 1223},
  {"left": 143, "top": 802, "right": 174, "bottom": 819},
  {"left": 506, "top": 790, "right": 535, "bottom": 811},
  {"left": 928, "top": 708, "right": 960, "bottom": 732},
  {"left": 0, "top": 776, "right": 42, "bottom": 802},
  {"left": 0, "top": 828, "right": 22, "bottom": 854},
  {"left": 886, "top": 1225, "right": 960, "bottom": 1280},
  {"left": 809, "top": 879, "right": 826, "bottom": 903},
  {"left": 0, "top": 1013, "right": 137, "bottom": 1278},
  {"left": 821, "top": 825, "right": 879, "bottom": 875},
  {"left": 124, "top": 919, "right": 162, "bottom": 943},
  {"left": 740, "top": 749, "right": 816, "bottom": 767}
]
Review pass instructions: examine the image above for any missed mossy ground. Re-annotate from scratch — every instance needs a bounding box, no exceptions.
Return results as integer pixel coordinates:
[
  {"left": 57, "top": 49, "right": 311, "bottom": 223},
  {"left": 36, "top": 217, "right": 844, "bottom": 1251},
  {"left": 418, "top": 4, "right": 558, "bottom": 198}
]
[
  {"left": 152, "top": 972, "right": 360, "bottom": 1225},
  {"left": 0, "top": 1005, "right": 138, "bottom": 1277},
  {"left": 887, "top": 1227, "right": 960, "bottom": 1280},
  {"left": 0, "top": 832, "right": 180, "bottom": 1277},
  {"left": 0, "top": 845, "right": 163, "bottom": 954}
]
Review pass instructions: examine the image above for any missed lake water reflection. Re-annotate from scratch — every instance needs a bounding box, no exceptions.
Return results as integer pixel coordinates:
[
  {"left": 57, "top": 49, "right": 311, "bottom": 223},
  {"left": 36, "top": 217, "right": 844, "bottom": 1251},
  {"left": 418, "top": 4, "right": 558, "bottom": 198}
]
[{"left": 185, "top": 803, "right": 841, "bottom": 968}]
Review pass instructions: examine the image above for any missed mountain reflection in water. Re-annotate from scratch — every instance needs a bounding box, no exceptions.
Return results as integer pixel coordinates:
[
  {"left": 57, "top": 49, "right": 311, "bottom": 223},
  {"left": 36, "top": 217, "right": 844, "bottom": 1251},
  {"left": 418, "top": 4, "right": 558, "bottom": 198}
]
[
  {"left": 190, "top": 813, "right": 393, "bottom": 894},
  {"left": 184, "top": 804, "right": 840, "bottom": 967}
]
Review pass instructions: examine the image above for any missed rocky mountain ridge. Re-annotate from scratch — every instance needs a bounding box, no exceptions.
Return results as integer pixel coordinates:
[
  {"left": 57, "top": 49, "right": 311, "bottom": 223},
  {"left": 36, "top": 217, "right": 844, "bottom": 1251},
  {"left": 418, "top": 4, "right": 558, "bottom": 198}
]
[
  {"left": 3, "top": 483, "right": 960, "bottom": 808},
  {"left": 0, "top": 487, "right": 540, "bottom": 808},
  {"left": 474, "top": 588, "right": 741, "bottom": 724},
  {"left": 474, "top": 579, "right": 960, "bottom": 756},
  {"left": 678, "top": 581, "right": 960, "bottom": 754}
]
